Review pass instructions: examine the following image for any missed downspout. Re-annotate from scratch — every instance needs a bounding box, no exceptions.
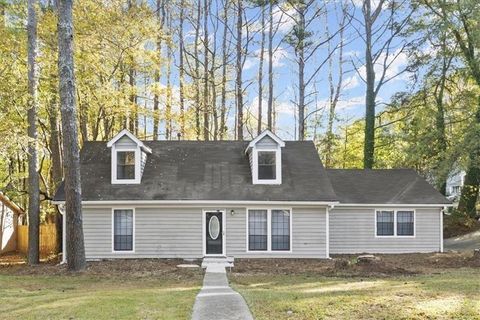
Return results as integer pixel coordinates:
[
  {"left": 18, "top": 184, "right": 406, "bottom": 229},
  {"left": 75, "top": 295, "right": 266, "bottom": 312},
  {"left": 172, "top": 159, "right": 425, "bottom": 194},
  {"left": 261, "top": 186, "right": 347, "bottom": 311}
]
[
  {"left": 440, "top": 206, "right": 446, "bottom": 253},
  {"left": 326, "top": 204, "right": 335, "bottom": 259}
]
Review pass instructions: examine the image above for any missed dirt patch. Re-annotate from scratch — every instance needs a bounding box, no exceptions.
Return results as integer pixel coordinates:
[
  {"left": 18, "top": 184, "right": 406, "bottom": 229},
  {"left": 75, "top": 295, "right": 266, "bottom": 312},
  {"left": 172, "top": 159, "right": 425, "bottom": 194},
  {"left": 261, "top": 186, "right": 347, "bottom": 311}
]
[
  {"left": 231, "top": 252, "right": 479, "bottom": 278},
  {"left": 0, "top": 254, "right": 203, "bottom": 280}
]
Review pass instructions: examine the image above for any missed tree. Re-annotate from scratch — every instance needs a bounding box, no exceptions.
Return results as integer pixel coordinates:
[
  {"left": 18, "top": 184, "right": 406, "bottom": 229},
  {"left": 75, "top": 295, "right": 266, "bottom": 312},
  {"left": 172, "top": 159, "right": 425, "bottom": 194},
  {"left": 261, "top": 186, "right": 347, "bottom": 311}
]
[
  {"left": 354, "top": 0, "right": 413, "bottom": 168},
  {"left": 27, "top": 0, "right": 40, "bottom": 265},
  {"left": 235, "top": 0, "right": 244, "bottom": 140},
  {"left": 421, "top": 0, "right": 480, "bottom": 217},
  {"left": 57, "top": 0, "right": 86, "bottom": 271}
]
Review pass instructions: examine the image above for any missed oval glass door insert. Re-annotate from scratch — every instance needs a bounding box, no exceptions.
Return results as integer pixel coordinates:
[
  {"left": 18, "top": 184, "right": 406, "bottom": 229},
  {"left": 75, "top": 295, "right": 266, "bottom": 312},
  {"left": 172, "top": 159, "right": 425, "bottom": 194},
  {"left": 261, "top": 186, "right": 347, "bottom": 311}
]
[{"left": 209, "top": 216, "right": 220, "bottom": 240}]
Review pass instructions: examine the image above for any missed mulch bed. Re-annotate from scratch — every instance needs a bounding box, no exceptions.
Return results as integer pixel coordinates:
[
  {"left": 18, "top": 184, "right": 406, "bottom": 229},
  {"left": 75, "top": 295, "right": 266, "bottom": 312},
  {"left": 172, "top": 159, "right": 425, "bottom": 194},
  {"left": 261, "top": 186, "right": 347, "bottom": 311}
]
[
  {"left": 1, "top": 251, "right": 478, "bottom": 278},
  {"left": 0, "top": 253, "right": 203, "bottom": 280},
  {"left": 231, "top": 251, "right": 480, "bottom": 278}
]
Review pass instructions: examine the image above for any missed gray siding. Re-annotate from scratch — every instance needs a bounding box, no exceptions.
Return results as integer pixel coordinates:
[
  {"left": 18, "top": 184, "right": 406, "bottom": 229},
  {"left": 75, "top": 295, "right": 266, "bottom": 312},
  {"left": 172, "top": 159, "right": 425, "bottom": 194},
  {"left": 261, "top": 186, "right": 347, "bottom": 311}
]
[
  {"left": 82, "top": 206, "right": 328, "bottom": 259},
  {"left": 116, "top": 135, "right": 137, "bottom": 148},
  {"left": 83, "top": 207, "right": 202, "bottom": 259},
  {"left": 256, "top": 135, "right": 278, "bottom": 149},
  {"left": 227, "top": 207, "right": 327, "bottom": 258},
  {"left": 329, "top": 207, "right": 442, "bottom": 254}
]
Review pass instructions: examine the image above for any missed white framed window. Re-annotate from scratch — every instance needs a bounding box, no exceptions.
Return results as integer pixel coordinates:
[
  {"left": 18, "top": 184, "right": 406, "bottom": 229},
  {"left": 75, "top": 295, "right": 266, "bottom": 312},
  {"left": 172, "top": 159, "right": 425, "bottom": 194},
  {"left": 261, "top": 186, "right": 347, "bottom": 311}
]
[
  {"left": 111, "top": 146, "right": 141, "bottom": 184},
  {"left": 247, "top": 208, "right": 292, "bottom": 252},
  {"left": 252, "top": 148, "right": 282, "bottom": 184},
  {"left": 112, "top": 208, "right": 135, "bottom": 252},
  {"left": 375, "top": 209, "right": 415, "bottom": 238}
]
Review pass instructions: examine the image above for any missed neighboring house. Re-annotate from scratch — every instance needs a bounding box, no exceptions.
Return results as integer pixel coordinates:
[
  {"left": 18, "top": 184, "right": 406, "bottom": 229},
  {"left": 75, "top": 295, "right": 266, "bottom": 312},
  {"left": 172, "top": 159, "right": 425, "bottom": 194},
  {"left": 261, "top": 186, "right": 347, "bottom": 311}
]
[
  {"left": 0, "top": 191, "right": 23, "bottom": 255},
  {"left": 53, "top": 129, "right": 450, "bottom": 261},
  {"left": 446, "top": 170, "right": 466, "bottom": 203}
]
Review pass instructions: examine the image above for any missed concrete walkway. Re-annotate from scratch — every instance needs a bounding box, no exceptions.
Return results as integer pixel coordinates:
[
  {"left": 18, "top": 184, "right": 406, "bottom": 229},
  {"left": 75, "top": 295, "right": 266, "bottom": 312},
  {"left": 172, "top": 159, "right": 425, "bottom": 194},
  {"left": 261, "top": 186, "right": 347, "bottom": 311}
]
[
  {"left": 445, "top": 229, "right": 480, "bottom": 251},
  {"left": 191, "top": 265, "right": 254, "bottom": 320}
]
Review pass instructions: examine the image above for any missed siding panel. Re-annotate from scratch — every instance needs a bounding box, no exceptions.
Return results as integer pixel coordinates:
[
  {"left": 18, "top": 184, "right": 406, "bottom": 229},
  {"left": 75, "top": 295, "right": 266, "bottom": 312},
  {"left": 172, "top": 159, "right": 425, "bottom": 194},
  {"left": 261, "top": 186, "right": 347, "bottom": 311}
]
[
  {"left": 82, "top": 206, "right": 328, "bottom": 259},
  {"left": 329, "top": 207, "right": 442, "bottom": 254}
]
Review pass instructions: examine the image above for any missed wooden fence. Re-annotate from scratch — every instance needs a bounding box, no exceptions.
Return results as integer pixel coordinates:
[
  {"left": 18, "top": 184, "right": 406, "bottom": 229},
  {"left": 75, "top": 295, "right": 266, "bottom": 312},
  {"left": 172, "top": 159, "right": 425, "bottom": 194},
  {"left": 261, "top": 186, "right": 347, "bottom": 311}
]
[{"left": 17, "top": 224, "right": 57, "bottom": 255}]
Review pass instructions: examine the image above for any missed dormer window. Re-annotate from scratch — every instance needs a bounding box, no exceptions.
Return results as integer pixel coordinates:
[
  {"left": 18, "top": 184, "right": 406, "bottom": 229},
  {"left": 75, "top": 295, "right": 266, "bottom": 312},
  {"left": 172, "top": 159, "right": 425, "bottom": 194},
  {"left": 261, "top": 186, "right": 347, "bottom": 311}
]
[
  {"left": 258, "top": 151, "right": 277, "bottom": 180},
  {"left": 117, "top": 151, "right": 136, "bottom": 180},
  {"left": 107, "top": 129, "right": 152, "bottom": 185},
  {"left": 246, "top": 130, "right": 285, "bottom": 185}
]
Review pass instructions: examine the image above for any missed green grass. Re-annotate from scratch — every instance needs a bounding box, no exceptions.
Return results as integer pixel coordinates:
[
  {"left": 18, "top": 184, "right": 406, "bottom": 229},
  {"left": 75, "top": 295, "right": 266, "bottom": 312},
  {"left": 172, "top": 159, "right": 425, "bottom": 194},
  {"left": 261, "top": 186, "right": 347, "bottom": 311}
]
[
  {"left": 0, "top": 273, "right": 201, "bottom": 320},
  {"left": 231, "top": 269, "right": 480, "bottom": 320}
]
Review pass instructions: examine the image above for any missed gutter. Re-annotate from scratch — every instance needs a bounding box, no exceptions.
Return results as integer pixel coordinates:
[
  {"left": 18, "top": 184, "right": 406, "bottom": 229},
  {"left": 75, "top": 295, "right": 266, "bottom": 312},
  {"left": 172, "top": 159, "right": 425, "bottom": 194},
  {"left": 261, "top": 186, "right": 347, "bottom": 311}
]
[{"left": 51, "top": 199, "right": 340, "bottom": 207}]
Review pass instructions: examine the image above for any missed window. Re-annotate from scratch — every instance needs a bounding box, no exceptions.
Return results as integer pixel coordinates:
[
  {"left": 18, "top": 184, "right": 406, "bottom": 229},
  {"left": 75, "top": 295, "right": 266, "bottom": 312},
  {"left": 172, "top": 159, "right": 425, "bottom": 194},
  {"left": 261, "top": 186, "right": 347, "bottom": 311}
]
[
  {"left": 397, "top": 211, "right": 414, "bottom": 236},
  {"left": 376, "top": 210, "right": 415, "bottom": 237},
  {"left": 376, "top": 211, "right": 394, "bottom": 236},
  {"left": 248, "top": 210, "right": 268, "bottom": 251},
  {"left": 117, "top": 151, "right": 135, "bottom": 180},
  {"left": 248, "top": 209, "right": 291, "bottom": 252},
  {"left": 258, "top": 151, "right": 276, "bottom": 180},
  {"left": 272, "top": 210, "right": 290, "bottom": 251},
  {"left": 113, "top": 209, "right": 134, "bottom": 251}
]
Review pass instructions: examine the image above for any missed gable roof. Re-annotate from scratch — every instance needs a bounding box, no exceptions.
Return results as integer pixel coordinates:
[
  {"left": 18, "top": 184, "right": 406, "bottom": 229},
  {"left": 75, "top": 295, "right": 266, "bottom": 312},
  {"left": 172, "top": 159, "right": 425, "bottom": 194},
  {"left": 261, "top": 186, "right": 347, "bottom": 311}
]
[
  {"left": 54, "top": 140, "right": 338, "bottom": 203},
  {"left": 326, "top": 169, "right": 450, "bottom": 205},
  {"left": 0, "top": 191, "right": 24, "bottom": 215},
  {"left": 246, "top": 130, "right": 285, "bottom": 151},
  {"left": 107, "top": 129, "right": 152, "bottom": 154}
]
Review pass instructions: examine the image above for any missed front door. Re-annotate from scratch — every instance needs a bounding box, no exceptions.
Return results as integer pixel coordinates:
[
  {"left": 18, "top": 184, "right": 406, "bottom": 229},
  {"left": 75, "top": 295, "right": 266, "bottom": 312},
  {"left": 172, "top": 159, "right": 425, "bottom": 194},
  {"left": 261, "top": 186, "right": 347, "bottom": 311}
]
[{"left": 205, "top": 211, "right": 224, "bottom": 255}]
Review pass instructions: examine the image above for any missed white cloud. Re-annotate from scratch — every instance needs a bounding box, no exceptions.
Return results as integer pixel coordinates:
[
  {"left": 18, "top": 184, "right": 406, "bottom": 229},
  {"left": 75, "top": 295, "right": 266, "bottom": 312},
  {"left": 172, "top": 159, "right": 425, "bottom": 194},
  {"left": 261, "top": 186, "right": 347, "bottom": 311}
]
[
  {"left": 272, "top": 6, "right": 296, "bottom": 34},
  {"left": 243, "top": 47, "right": 290, "bottom": 71},
  {"left": 343, "top": 75, "right": 360, "bottom": 90},
  {"left": 357, "top": 48, "right": 410, "bottom": 83}
]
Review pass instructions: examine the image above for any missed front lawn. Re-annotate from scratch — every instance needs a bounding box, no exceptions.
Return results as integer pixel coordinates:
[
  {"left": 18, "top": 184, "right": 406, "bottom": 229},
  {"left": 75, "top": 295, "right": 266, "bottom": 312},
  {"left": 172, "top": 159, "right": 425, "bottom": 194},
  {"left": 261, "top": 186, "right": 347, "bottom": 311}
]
[
  {"left": 0, "top": 258, "right": 203, "bottom": 320},
  {"left": 231, "top": 265, "right": 480, "bottom": 320}
]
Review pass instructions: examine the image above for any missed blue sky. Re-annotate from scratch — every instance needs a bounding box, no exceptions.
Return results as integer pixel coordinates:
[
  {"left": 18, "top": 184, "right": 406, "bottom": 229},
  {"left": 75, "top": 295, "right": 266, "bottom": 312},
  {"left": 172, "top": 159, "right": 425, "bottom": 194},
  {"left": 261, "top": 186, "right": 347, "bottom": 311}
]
[{"left": 149, "top": 0, "right": 414, "bottom": 140}]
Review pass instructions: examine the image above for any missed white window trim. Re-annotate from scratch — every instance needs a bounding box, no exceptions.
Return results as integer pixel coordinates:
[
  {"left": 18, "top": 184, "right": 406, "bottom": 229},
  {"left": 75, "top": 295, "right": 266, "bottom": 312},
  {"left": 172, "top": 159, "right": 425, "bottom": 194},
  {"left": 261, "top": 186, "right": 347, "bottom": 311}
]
[
  {"left": 245, "top": 207, "right": 292, "bottom": 253},
  {"left": 374, "top": 209, "right": 416, "bottom": 238},
  {"left": 252, "top": 148, "right": 282, "bottom": 185},
  {"left": 111, "top": 145, "right": 142, "bottom": 184},
  {"left": 202, "top": 209, "right": 227, "bottom": 257},
  {"left": 111, "top": 208, "right": 135, "bottom": 253}
]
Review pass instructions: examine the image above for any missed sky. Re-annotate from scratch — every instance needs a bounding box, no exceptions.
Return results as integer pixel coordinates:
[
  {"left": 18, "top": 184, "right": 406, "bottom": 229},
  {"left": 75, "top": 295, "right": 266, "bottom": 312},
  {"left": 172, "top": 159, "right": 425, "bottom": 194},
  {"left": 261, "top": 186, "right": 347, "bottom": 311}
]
[{"left": 149, "top": 0, "right": 415, "bottom": 140}]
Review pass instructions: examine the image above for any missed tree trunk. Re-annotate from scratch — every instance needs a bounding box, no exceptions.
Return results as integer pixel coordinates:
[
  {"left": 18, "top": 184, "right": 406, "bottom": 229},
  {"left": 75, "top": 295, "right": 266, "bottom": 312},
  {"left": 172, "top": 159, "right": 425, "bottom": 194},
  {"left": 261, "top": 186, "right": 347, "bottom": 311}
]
[
  {"left": 57, "top": 0, "right": 86, "bottom": 271},
  {"left": 257, "top": 4, "right": 265, "bottom": 135},
  {"left": 297, "top": 7, "right": 306, "bottom": 141},
  {"left": 166, "top": 12, "right": 173, "bottom": 140},
  {"left": 203, "top": 0, "right": 210, "bottom": 140},
  {"left": 48, "top": 94, "right": 64, "bottom": 254},
  {"left": 267, "top": 0, "right": 273, "bottom": 131},
  {"left": 27, "top": 0, "right": 40, "bottom": 265},
  {"left": 194, "top": 1, "right": 201, "bottom": 139},
  {"left": 179, "top": 0, "right": 186, "bottom": 138},
  {"left": 363, "top": 0, "right": 375, "bottom": 169},
  {"left": 325, "top": 4, "right": 345, "bottom": 168},
  {"left": 219, "top": 0, "right": 229, "bottom": 140},
  {"left": 153, "top": 0, "right": 165, "bottom": 140},
  {"left": 458, "top": 96, "right": 480, "bottom": 217},
  {"left": 235, "top": 0, "right": 243, "bottom": 140}
]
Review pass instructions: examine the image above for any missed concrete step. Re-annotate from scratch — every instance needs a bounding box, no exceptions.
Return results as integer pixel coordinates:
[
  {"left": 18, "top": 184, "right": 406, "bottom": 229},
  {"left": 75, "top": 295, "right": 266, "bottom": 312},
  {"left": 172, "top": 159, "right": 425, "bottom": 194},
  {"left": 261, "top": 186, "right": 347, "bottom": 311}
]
[{"left": 201, "top": 256, "right": 234, "bottom": 269}]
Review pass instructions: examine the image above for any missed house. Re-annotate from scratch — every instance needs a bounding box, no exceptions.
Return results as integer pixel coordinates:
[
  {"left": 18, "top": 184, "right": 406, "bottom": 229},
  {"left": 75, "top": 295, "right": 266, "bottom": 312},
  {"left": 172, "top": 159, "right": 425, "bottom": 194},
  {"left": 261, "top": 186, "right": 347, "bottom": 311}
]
[
  {"left": 53, "top": 129, "right": 450, "bottom": 261},
  {"left": 446, "top": 170, "right": 466, "bottom": 203},
  {"left": 0, "top": 191, "right": 23, "bottom": 255}
]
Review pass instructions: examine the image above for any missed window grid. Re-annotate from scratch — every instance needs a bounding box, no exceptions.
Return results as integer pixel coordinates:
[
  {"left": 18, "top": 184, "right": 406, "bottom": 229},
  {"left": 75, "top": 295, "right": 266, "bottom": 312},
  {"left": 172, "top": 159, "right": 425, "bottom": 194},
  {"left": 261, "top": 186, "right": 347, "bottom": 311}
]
[
  {"left": 114, "top": 210, "right": 133, "bottom": 251},
  {"left": 271, "top": 210, "right": 290, "bottom": 251},
  {"left": 258, "top": 151, "right": 276, "bottom": 180},
  {"left": 397, "top": 211, "right": 414, "bottom": 236},
  {"left": 376, "top": 211, "right": 394, "bottom": 236},
  {"left": 248, "top": 209, "right": 291, "bottom": 252},
  {"left": 248, "top": 210, "right": 268, "bottom": 251},
  {"left": 117, "top": 151, "right": 135, "bottom": 180}
]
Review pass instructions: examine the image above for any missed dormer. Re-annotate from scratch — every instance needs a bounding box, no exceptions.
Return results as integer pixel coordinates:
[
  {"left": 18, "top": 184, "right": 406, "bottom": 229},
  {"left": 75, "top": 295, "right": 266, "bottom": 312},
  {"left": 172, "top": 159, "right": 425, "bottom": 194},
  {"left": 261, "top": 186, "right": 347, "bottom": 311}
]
[
  {"left": 107, "top": 129, "right": 152, "bottom": 184},
  {"left": 245, "top": 130, "right": 285, "bottom": 185}
]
